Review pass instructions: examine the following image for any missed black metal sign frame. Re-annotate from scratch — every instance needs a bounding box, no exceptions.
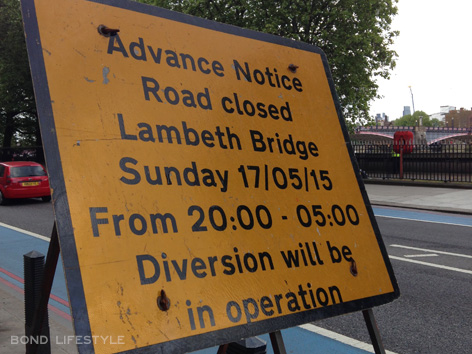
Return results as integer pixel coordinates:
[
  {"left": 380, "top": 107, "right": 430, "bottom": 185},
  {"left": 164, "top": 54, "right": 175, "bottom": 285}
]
[{"left": 20, "top": 0, "right": 400, "bottom": 353}]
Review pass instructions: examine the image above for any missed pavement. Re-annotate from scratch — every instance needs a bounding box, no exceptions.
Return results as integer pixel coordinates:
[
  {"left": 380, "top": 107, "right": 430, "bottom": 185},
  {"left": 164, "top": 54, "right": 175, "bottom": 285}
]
[
  {"left": 0, "top": 182, "right": 471, "bottom": 354},
  {"left": 363, "top": 180, "right": 472, "bottom": 215}
]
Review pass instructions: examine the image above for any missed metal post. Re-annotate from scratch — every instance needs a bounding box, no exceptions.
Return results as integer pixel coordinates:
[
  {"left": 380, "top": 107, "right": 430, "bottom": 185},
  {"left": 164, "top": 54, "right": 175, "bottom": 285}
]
[
  {"left": 28, "top": 224, "right": 60, "bottom": 354},
  {"left": 362, "top": 309, "right": 386, "bottom": 354},
  {"left": 217, "top": 344, "right": 228, "bottom": 354},
  {"left": 269, "top": 331, "right": 287, "bottom": 354},
  {"left": 400, "top": 146, "right": 404, "bottom": 179},
  {"left": 24, "top": 251, "right": 51, "bottom": 354},
  {"left": 226, "top": 337, "right": 267, "bottom": 354}
]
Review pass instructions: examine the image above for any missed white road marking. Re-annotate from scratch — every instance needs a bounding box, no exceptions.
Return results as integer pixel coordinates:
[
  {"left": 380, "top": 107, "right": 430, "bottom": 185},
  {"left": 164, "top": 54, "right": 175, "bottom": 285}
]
[
  {"left": 376, "top": 215, "right": 472, "bottom": 228},
  {"left": 0, "top": 222, "right": 50, "bottom": 242},
  {"left": 299, "top": 323, "right": 400, "bottom": 354},
  {"left": 390, "top": 244, "right": 472, "bottom": 258},
  {"left": 404, "top": 254, "right": 438, "bottom": 258},
  {"left": 389, "top": 256, "right": 472, "bottom": 275}
]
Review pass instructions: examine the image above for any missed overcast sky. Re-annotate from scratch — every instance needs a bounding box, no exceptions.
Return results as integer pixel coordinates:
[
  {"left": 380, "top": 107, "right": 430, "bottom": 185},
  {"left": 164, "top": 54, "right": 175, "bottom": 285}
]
[{"left": 369, "top": 0, "right": 472, "bottom": 120}]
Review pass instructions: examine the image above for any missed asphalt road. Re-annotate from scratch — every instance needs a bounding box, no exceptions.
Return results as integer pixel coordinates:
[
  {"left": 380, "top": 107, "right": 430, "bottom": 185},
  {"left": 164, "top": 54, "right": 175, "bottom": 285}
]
[
  {"left": 317, "top": 212, "right": 472, "bottom": 354},
  {"left": 0, "top": 198, "right": 55, "bottom": 237},
  {"left": 0, "top": 200, "right": 471, "bottom": 354}
]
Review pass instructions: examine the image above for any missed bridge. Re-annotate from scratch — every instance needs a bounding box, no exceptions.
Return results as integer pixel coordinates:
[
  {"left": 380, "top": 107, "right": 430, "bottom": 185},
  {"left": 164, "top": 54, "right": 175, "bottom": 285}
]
[{"left": 354, "top": 126, "right": 472, "bottom": 144}]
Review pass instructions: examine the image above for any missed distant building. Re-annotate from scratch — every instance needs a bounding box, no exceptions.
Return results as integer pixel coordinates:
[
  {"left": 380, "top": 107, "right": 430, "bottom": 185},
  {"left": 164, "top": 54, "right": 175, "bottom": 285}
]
[
  {"left": 430, "top": 105, "right": 456, "bottom": 122},
  {"left": 441, "top": 105, "right": 456, "bottom": 114},
  {"left": 402, "top": 106, "right": 411, "bottom": 116},
  {"left": 445, "top": 108, "right": 472, "bottom": 128},
  {"left": 375, "top": 113, "right": 389, "bottom": 126}
]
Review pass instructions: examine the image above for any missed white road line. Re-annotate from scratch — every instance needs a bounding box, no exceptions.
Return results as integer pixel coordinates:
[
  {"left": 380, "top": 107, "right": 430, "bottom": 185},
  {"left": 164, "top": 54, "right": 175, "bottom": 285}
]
[
  {"left": 299, "top": 323, "right": 400, "bottom": 354},
  {"left": 404, "top": 254, "right": 438, "bottom": 258},
  {"left": 389, "top": 255, "right": 472, "bottom": 275},
  {"left": 390, "top": 244, "right": 472, "bottom": 259},
  {"left": 0, "top": 222, "right": 50, "bottom": 242},
  {"left": 376, "top": 215, "right": 472, "bottom": 228}
]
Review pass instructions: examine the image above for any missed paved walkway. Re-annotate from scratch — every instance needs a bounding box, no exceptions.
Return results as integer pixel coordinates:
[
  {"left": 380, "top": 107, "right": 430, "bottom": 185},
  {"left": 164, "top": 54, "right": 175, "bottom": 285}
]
[{"left": 364, "top": 182, "right": 472, "bottom": 215}]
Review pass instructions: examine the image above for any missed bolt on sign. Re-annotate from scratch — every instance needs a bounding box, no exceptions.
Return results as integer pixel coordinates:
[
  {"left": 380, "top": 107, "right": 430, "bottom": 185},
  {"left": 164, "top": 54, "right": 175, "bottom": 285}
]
[{"left": 21, "top": 0, "right": 399, "bottom": 353}]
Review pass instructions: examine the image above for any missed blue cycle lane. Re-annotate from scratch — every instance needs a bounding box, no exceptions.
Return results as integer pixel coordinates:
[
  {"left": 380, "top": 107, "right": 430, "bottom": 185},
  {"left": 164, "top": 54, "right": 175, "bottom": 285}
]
[
  {"left": 2, "top": 208, "right": 436, "bottom": 354},
  {"left": 0, "top": 224, "right": 70, "bottom": 319},
  {"left": 372, "top": 206, "right": 472, "bottom": 227}
]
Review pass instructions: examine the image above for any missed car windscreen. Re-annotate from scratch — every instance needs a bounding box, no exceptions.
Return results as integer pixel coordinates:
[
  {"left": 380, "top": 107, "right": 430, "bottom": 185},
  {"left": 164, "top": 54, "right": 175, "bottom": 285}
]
[{"left": 10, "top": 166, "right": 47, "bottom": 177}]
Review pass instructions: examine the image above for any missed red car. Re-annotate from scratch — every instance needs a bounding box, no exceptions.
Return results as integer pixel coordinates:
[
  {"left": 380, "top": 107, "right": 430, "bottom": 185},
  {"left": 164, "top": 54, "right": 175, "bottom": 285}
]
[{"left": 0, "top": 161, "right": 51, "bottom": 205}]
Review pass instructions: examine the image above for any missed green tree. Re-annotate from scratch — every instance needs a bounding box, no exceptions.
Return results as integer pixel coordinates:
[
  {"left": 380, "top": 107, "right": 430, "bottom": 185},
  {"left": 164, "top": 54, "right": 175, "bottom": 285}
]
[
  {"left": 393, "top": 111, "right": 435, "bottom": 127},
  {"left": 1, "top": 0, "right": 398, "bottom": 150},
  {"left": 430, "top": 118, "right": 443, "bottom": 128},
  {"left": 0, "top": 0, "right": 39, "bottom": 155},
  {"left": 142, "top": 0, "right": 399, "bottom": 125}
]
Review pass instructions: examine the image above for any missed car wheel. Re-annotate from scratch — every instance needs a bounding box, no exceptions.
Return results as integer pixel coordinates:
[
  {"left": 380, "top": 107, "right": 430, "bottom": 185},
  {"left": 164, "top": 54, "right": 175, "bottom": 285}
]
[
  {"left": 42, "top": 196, "right": 51, "bottom": 202},
  {"left": 0, "top": 191, "right": 8, "bottom": 205}
]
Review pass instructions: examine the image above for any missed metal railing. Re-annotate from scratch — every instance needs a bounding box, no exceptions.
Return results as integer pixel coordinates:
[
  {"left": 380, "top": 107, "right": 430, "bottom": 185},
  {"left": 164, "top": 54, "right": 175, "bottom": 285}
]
[
  {"left": 2, "top": 144, "right": 471, "bottom": 183},
  {"left": 352, "top": 141, "right": 472, "bottom": 183}
]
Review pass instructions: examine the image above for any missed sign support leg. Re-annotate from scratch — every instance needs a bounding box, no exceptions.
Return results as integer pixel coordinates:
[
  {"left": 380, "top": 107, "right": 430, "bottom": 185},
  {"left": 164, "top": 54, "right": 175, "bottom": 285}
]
[
  {"left": 217, "top": 332, "right": 284, "bottom": 354},
  {"left": 28, "top": 224, "right": 60, "bottom": 354},
  {"left": 216, "top": 344, "right": 228, "bottom": 354},
  {"left": 363, "top": 309, "right": 386, "bottom": 354},
  {"left": 269, "top": 331, "right": 287, "bottom": 354}
]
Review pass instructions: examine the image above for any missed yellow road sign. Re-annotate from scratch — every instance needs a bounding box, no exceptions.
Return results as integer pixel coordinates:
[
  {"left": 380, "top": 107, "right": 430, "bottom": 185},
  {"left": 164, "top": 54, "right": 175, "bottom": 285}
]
[{"left": 21, "top": 0, "right": 399, "bottom": 353}]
